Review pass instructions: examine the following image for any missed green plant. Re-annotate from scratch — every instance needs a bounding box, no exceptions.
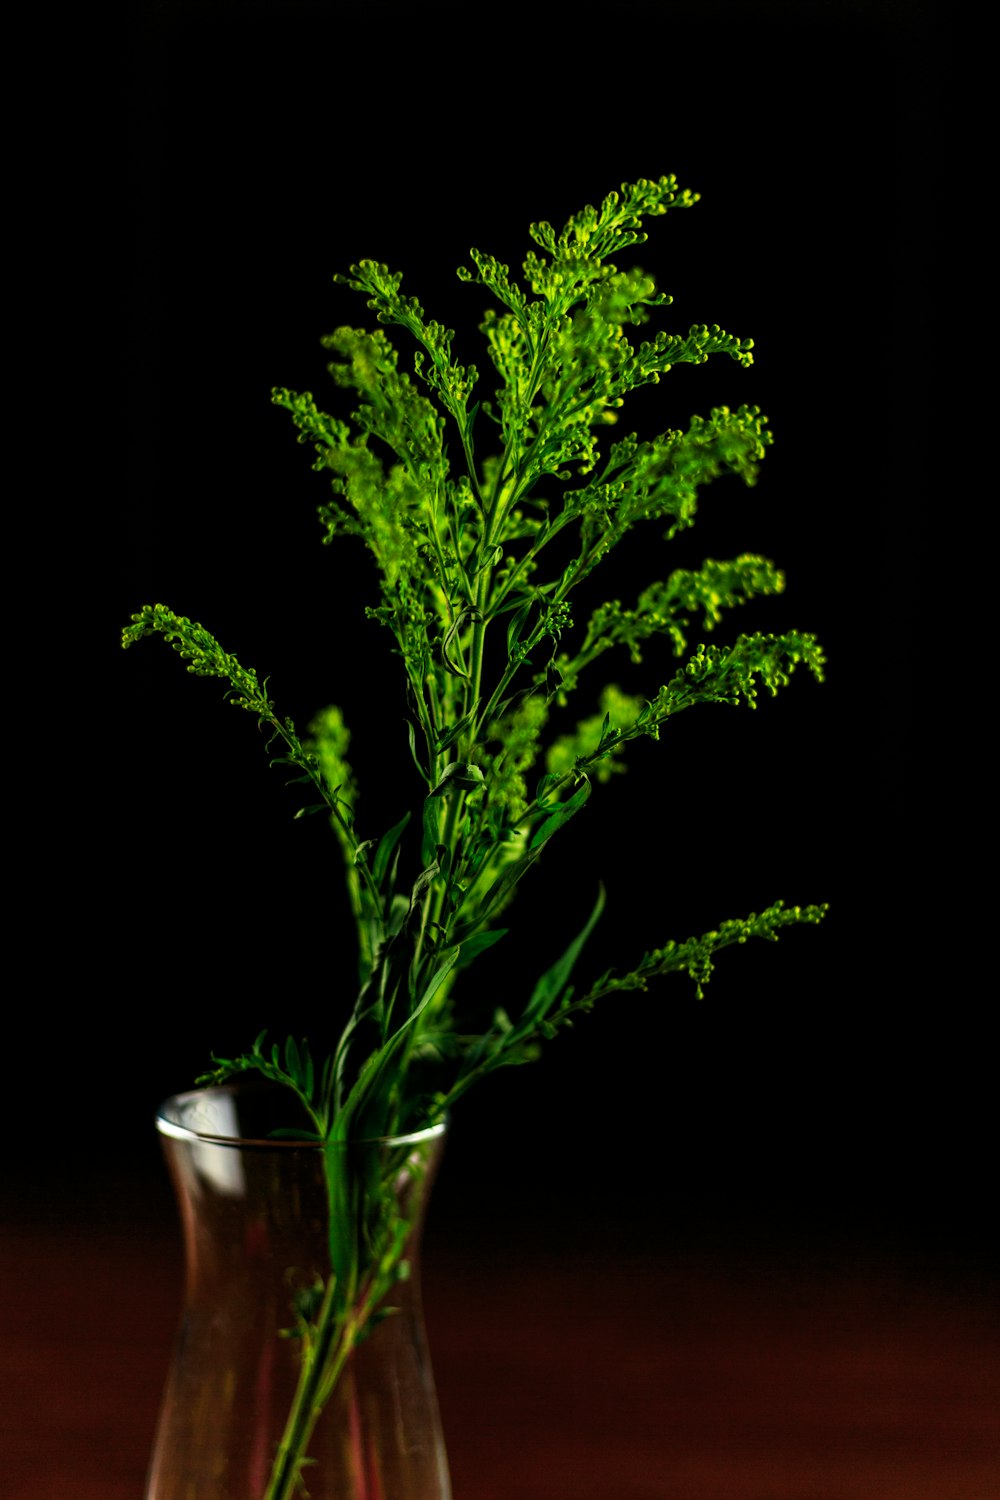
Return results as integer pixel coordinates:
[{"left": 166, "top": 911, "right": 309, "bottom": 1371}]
[{"left": 126, "top": 175, "right": 826, "bottom": 1497}]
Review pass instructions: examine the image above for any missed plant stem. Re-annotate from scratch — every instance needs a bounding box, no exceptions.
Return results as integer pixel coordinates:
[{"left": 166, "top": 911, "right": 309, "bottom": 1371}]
[
  {"left": 262, "top": 1276, "right": 344, "bottom": 1500},
  {"left": 262, "top": 1250, "right": 403, "bottom": 1500}
]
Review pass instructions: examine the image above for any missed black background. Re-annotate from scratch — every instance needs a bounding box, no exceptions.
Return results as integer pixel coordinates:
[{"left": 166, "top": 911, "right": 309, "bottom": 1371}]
[{"left": 34, "top": 0, "right": 976, "bottom": 1266}]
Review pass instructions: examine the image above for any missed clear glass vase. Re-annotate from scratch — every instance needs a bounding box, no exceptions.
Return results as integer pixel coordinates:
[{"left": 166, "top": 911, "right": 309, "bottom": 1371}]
[{"left": 145, "top": 1084, "right": 451, "bottom": 1500}]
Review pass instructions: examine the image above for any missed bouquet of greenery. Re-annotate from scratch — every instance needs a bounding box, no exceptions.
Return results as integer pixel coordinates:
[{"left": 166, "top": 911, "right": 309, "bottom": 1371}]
[{"left": 126, "top": 175, "right": 826, "bottom": 1497}]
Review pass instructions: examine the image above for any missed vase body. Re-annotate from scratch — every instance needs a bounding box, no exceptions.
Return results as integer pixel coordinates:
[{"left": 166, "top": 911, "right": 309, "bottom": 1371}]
[{"left": 146, "top": 1084, "right": 451, "bottom": 1500}]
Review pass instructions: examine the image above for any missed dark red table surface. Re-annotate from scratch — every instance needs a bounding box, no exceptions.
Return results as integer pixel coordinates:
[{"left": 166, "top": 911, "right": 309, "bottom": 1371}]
[{"left": 2, "top": 1201, "right": 997, "bottom": 1500}]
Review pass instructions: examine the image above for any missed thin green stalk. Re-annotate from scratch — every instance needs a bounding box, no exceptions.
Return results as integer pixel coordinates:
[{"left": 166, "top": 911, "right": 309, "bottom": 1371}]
[{"left": 262, "top": 1275, "right": 343, "bottom": 1500}]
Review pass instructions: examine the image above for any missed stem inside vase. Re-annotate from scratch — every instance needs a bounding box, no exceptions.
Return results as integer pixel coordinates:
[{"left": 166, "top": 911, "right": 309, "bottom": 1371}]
[{"left": 146, "top": 1085, "right": 450, "bottom": 1500}]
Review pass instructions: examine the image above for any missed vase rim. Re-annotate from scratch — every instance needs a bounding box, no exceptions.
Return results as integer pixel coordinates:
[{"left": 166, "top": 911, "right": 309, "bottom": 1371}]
[{"left": 155, "top": 1083, "right": 448, "bottom": 1150}]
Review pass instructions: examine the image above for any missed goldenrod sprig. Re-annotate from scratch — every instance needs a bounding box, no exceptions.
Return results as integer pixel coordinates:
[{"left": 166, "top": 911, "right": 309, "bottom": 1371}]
[
  {"left": 126, "top": 178, "right": 829, "bottom": 1500},
  {"left": 126, "top": 176, "right": 828, "bottom": 1145}
]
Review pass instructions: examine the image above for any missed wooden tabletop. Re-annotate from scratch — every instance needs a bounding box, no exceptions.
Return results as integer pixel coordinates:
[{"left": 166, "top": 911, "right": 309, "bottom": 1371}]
[{"left": 3, "top": 1207, "right": 997, "bottom": 1500}]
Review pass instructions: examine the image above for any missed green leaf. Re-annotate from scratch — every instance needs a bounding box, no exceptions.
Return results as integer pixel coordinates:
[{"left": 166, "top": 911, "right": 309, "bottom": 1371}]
[
  {"left": 428, "top": 762, "right": 486, "bottom": 796},
  {"left": 340, "top": 947, "right": 461, "bottom": 1129},
  {"left": 457, "top": 928, "right": 509, "bottom": 967},
  {"left": 405, "top": 719, "right": 430, "bottom": 785},
  {"left": 285, "top": 1035, "right": 302, "bottom": 1084},
  {"left": 506, "top": 601, "right": 532, "bottom": 657},
  {"left": 524, "top": 886, "right": 606, "bottom": 1023},
  {"left": 372, "top": 812, "right": 411, "bottom": 888},
  {"left": 434, "top": 707, "right": 480, "bottom": 755},
  {"left": 529, "top": 778, "right": 591, "bottom": 851}
]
